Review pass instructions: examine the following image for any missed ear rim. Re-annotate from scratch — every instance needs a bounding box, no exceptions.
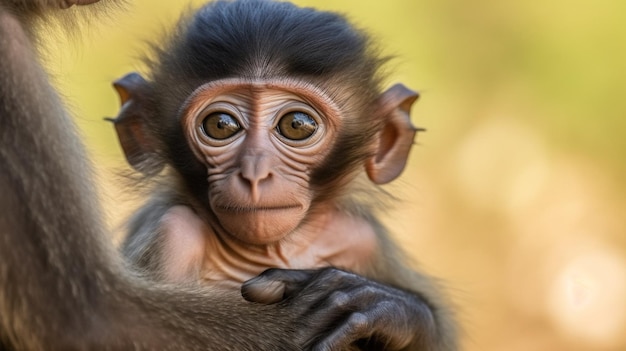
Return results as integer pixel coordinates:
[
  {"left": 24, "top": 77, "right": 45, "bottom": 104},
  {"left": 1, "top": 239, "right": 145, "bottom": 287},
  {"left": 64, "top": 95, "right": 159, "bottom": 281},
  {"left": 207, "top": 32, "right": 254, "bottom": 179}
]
[
  {"left": 365, "top": 83, "right": 421, "bottom": 185},
  {"left": 109, "top": 72, "right": 164, "bottom": 175}
]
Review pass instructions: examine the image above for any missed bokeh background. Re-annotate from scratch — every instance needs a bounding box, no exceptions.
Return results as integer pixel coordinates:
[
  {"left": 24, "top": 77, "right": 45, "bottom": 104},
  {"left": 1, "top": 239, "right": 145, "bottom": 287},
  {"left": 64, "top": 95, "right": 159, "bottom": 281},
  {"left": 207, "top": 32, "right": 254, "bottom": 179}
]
[{"left": 44, "top": 0, "right": 626, "bottom": 350}]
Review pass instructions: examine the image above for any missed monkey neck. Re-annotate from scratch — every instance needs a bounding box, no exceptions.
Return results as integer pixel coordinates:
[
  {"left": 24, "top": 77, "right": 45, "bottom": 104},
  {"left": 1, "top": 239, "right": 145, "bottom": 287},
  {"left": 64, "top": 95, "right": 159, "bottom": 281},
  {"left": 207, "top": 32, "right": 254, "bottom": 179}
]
[{"left": 160, "top": 204, "right": 378, "bottom": 285}]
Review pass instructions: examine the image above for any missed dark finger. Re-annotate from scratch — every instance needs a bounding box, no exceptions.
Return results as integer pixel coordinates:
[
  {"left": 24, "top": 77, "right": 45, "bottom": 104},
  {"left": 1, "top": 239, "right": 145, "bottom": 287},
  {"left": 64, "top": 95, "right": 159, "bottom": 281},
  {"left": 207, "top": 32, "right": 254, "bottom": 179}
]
[
  {"left": 310, "top": 301, "right": 418, "bottom": 351},
  {"left": 310, "top": 312, "right": 371, "bottom": 351}
]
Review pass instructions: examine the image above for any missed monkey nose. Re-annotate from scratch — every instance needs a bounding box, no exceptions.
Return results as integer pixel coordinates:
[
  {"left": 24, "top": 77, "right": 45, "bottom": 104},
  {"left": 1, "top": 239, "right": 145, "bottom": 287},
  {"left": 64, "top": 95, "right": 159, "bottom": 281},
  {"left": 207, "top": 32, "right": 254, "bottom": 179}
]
[{"left": 239, "top": 157, "right": 272, "bottom": 200}]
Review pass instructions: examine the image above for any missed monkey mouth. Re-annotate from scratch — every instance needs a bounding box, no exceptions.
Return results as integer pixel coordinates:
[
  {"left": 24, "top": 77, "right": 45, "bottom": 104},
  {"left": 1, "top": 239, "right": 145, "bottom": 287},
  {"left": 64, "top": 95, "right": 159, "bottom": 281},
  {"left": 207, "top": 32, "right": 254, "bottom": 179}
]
[{"left": 216, "top": 205, "right": 302, "bottom": 213}]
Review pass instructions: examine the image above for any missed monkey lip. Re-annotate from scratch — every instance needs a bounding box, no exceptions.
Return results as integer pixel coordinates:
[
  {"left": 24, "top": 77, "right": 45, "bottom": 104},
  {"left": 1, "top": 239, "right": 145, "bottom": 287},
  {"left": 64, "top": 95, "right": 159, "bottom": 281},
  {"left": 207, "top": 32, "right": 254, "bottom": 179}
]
[{"left": 215, "top": 205, "right": 302, "bottom": 213}]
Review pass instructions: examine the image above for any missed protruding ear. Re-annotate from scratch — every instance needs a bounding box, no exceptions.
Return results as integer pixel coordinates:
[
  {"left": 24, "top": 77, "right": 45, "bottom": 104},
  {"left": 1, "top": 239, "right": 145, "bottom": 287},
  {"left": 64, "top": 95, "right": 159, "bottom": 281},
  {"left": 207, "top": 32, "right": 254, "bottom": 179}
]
[
  {"left": 365, "top": 84, "right": 421, "bottom": 184},
  {"left": 108, "top": 72, "right": 163, "bottom": 174}
]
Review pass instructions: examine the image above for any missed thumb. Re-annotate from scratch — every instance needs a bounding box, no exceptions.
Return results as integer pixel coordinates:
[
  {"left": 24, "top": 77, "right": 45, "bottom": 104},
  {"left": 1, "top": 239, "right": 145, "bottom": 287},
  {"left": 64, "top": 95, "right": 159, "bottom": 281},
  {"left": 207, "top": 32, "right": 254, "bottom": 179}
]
[{"left": 241, "top": 268, "right": 316, "bottom": 304}]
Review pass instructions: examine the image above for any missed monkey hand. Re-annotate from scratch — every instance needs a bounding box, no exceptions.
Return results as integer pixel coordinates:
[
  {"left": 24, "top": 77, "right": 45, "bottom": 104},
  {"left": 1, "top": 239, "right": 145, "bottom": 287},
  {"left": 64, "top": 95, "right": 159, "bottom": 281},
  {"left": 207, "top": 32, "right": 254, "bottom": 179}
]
[{"left": 242, "top": 267, "right": 438, "bottom": 351}]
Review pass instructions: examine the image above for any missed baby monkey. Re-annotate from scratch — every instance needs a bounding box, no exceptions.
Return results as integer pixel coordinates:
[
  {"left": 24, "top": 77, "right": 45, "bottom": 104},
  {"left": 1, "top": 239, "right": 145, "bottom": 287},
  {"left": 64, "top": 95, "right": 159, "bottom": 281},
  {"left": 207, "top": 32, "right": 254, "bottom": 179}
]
[
  {"left": 114, "top": 3, "right": 458, "bottom": 350},
  {"left": 116, "top": 0, "right": 425, "bottom": 290}
]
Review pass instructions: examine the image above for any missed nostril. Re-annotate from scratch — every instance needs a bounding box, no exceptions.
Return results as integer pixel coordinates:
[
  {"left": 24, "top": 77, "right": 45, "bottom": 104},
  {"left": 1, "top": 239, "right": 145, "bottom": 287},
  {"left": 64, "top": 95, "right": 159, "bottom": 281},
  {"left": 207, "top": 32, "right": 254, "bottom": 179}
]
[{"left": 237, "top": 171, "right": 252, "bottom": 187}]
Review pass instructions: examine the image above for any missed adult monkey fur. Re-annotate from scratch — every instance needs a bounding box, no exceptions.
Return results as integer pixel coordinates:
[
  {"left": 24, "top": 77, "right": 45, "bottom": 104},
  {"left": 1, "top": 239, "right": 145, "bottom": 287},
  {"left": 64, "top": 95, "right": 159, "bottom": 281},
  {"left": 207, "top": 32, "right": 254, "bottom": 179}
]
[
  {"left": 116, "top": 0, "right": 427, "bottom": 288},
  {"left": 0, "top": 1, "right": 456, "bottom": 351}
]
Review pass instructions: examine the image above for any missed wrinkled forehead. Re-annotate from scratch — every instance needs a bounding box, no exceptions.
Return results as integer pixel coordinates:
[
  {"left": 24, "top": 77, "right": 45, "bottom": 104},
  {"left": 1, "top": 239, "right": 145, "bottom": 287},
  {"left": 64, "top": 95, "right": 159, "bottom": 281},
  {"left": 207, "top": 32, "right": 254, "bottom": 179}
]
[{"left": 179, "top": 78, "right": 342, "bottom": 121}]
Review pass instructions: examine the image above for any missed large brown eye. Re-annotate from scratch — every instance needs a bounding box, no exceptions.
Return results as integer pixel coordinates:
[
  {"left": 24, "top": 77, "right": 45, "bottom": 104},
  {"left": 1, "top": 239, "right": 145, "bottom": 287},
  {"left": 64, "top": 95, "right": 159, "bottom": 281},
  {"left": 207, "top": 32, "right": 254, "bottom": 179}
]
[
  {"left": 201, "top": 112, "right": 241, "bottom": 140},
  {"left": 277, "top": 112, "right": 317, "bottom": 141}
]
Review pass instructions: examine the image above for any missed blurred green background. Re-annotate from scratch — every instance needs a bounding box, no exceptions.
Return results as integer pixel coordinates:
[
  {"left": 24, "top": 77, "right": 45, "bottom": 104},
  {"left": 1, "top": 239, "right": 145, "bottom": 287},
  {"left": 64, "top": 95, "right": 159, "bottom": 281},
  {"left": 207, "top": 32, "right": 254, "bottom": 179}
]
[{"left": 44, "top": 0, "right": 626, "bottom": 350}]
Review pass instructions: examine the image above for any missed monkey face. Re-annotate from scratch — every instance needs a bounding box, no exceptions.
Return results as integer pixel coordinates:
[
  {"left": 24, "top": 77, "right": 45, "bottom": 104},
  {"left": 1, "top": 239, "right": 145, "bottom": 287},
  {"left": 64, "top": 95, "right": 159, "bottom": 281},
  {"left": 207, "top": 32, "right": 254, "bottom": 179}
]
[
  {"left": 113, "top": 73, "right": 418, "bottom": 245},
  {"left": 180, "top": 78, "right": 342, "bottom": 244}
]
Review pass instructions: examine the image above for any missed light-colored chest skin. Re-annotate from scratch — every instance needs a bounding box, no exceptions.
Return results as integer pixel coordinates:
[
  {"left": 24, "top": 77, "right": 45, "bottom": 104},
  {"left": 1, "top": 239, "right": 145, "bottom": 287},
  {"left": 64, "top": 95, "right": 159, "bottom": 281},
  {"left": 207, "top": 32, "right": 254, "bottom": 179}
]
[{"left": 159, "top": 205, "right": 378, "bottom": 287}]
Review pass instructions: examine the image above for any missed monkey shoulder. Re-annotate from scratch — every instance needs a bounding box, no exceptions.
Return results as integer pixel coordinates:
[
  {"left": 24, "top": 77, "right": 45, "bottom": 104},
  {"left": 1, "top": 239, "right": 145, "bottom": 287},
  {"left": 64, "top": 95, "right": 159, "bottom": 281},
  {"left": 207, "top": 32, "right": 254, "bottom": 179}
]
[{"left": 158, "top": 205, "right": 210, "bottom": 282}]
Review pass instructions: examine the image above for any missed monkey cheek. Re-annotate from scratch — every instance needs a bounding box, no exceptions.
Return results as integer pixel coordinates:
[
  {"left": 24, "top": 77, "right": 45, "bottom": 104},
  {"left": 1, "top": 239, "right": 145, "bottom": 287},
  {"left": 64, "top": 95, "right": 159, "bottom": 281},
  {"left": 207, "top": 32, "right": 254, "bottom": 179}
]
[{"left": 217, "top": 209, "right": 306, "bottom": 245}]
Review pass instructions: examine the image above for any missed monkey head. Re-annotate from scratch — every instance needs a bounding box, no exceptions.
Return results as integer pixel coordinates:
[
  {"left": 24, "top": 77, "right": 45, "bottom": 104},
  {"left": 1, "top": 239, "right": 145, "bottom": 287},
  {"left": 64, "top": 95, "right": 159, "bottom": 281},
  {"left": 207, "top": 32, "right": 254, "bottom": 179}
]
[
  {"left": 109, "top": 1, "right": 420, "bottom": 245},
  {"left": 112, "top": 73, "right": 418, "bottom": 245}
]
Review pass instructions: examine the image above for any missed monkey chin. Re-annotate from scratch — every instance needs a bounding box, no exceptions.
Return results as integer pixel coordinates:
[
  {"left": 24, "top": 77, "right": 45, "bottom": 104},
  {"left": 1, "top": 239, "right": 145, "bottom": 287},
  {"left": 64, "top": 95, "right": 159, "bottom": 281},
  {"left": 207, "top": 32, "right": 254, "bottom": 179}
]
[{"left": 215, "top": 207, "right": 306, "bottom": 245}]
